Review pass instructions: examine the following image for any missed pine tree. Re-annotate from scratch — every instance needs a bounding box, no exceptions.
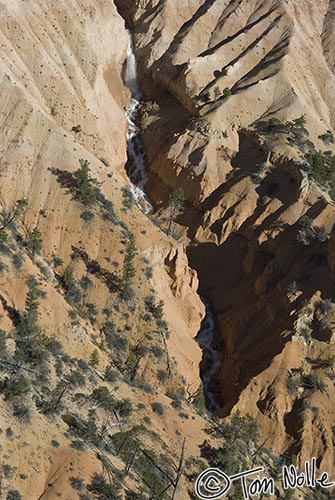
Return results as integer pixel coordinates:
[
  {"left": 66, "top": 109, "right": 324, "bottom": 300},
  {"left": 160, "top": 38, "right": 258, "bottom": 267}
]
[
  {"left": 62, "top": 266, "right": 75, "bottom": 289},
  {"left": 16, "top": 286, "right": 40, "bottom": 337},
  {"left": 167, "top": 187, "right": 185, "bottom": 236},
  {"left": 121, "top": 233, "right": 137, "bottom": 297},
  {"left": 27, "top": 226, "right": 42, "bottom": 258},
  {"left": 89, "top": 349, "right": 100, "bottom": 368},
  {"left": 73, "top": 159, "right": 100, "bottom": 206},
  {"left": 0, "top": 199, "right": 28, "bottom": 241}
]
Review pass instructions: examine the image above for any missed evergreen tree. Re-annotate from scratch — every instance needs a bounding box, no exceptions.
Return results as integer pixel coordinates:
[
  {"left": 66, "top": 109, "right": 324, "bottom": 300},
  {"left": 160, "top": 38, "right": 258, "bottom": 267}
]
[
  {"left": 16, "top": 285, "right": 40, "bottom": 337},
  {"left": 167, "top": 187, "right": 185, "bottom": 236},
  {"left": 73, "top": 159, "right": 100, "bottom": 206},
  {"left": 89, "top": 349, "right": 100, "bottom": 368},
  {"left": 0, "top": 199, "right": 28, "bottom": 241},
  {"left": 27, "top": 226, "right": 42, "bottom": 258},
  {"left": 121, "top": 233, "right": 137, "bottom": 298}
]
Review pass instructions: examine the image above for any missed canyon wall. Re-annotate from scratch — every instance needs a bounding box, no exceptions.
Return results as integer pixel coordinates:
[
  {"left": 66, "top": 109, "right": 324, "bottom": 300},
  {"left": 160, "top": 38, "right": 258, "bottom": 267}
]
[{"left": 127, "top": 0, "right": 335, "bottom": 473}]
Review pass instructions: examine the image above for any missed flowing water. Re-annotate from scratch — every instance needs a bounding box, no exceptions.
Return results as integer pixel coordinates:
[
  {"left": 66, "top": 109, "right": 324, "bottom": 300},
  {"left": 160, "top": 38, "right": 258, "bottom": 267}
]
[
  {"left": 124, "top": 33, "right": 221, "bottom": 413},
  {"left": 196, "top": 296, "right": 221, "bottom": 413},
  {"left": 124, "top": 35, "right": 153, "bottom": 214}
]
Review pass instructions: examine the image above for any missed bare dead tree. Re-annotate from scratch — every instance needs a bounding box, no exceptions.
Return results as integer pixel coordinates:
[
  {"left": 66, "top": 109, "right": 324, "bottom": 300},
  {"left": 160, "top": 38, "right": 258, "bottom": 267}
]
[
  {"left": 158, "top": 329, "right": 172, "bottom": 377},
  {"left": 125, "top": 446, "right": 139, "bottom": 475}
]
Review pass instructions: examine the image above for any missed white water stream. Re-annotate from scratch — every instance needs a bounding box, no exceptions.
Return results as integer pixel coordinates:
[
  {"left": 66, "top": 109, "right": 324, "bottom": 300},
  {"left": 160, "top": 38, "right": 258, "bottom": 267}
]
[
  {"left": 123, "top": 34, "right": 220, "bottom": 413},
  {"left": 196, "top": 296, "right": 221, "bottom": 413},
  {"left": 124, "top": 35, "right": 153, "bottom": 214}
]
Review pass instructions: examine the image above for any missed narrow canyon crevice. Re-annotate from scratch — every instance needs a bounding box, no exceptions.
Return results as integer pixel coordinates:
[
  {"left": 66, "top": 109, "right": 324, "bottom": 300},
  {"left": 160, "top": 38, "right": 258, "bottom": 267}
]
[
  {"left": 115, "top": 2, "right": 225, "bottom": 413},
  {"left": 115, "top": 2, "right": 293, "bottom": 416}
]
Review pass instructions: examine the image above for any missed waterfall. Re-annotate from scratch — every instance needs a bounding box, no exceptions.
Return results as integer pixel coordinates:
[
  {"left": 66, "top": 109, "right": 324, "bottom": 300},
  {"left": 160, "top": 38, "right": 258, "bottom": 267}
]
[
  {"left": 196, "top": 296, "right": 221, "bottom": 413},
  {"left": 124, "top": 35, "right": 153, "bottom": 214}
]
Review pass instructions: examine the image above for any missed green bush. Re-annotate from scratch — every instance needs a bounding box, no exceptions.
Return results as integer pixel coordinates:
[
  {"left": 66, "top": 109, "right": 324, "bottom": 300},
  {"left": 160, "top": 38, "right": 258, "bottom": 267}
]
[
  {"left": 299, "top": 326, "right": 312, "bottom": 343},
  {"left": 70, "top": 439, "right": 85, "bottom": 451},
  {"left": 114, "top": 398, "right": 133, "bottom": 417},
  {"left": 192, "top": 386, "right": 206, "bottom": 412},
  {"left": 122, "top": 187, "right": 134, "bottom": 209},
  {"left": 12, "top": 252, "right": 24, "bottom": 270},
  {"left": 318, "top": 130, "right": 334, "bottom": 145},
  {"left": 2, "top": 464, "right": 15, "bottom": 479},
  {"left": 151, "top": 402, "right": 164, "bottom": 415},
  {"left": 15, "top": 336, "right": 49, "bottom": 367},
  {"left": 144, "top": 266, "right": 153, "bottom": 279},
  {"left": 317, "top": 298, "right": 332, "bottom": 314},
  {"left": 13, "top": 401, "right": 31, "bottom": 424},
  {"left": 52, "top": 254, "right": 63, "bottom": 267},
  {"left": 303, "top": 374, "right": 327, "bottom": 393},
  {"left": 202, "top": 91, "right": 210, "bottom": 102},
  {"left": 85, "top": 302, "right": 98, "bottom": 322},
  {"left": 151, "top": 345, "right": 164, "bottom": 359},
  {"left": 80, "top": 210, "right": 95, "bottom": 222},
  {"left": 61, "top": 267, "right": 82, "bottom": 306},
  {"left": 6, "top": 490, "right": 22, "bottom": 500},
  {"left": 0, "top": 375, "right": 30, "bottom": 400},
  {"left": 222, "top": 87, "right": 232, "bottom": 98},
  {"left": 0, "top": 260, "right": 7, "bottom": 273},
  {"left": 87, "top": 473, "right": 117, "bottom": 498},
  {"left": 305, "top": 150, "right": 335, "bottom": 185},
  {"left": 214, "top": 86, "right": 221, "bottom": 99},
  {"left": 0, "top": 329, "right": 7, "bottom": 354},
  {"left": 66, "top": 370, "right": 86, "bottom": 388},
  {"left": 157, "top": 369, "right": 168, "bottom": 383},
  {"left": 80, "top": 275, "right": 93, "bottom": 291},
  {"left": 70, "top": 476, "right": 84, "bottom": 490}
]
